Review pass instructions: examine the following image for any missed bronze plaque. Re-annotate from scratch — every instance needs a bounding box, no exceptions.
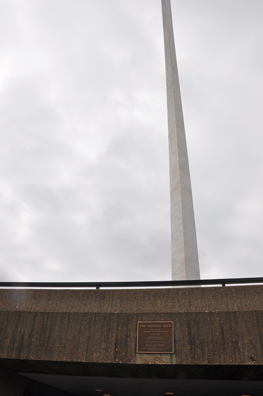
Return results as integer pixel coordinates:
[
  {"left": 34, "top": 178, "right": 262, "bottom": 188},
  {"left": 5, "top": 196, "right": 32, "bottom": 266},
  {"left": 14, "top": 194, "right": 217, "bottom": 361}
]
[{"left": 136, "top": 321, "right": 174, "bottom": 353}]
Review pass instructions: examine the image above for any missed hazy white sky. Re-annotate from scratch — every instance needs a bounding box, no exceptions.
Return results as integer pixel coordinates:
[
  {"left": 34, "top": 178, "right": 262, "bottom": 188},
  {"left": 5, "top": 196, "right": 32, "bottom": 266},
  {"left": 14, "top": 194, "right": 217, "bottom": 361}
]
[{"left": 0, "top": 0, "right": 263, "bottom": 282}]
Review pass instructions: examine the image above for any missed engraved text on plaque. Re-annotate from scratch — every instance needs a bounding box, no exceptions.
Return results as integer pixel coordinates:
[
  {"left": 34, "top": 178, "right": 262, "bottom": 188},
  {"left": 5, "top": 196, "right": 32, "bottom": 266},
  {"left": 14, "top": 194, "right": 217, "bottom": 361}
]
[{"left": 136, "top": 321, "right": 174, "bottom": 353}]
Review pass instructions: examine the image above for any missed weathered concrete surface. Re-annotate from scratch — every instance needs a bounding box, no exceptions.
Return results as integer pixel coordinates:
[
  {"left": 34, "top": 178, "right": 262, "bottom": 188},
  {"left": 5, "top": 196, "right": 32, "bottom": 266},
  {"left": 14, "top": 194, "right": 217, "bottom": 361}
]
[{"left": 0, "top": 286, "right": 262, "bottom": 373}]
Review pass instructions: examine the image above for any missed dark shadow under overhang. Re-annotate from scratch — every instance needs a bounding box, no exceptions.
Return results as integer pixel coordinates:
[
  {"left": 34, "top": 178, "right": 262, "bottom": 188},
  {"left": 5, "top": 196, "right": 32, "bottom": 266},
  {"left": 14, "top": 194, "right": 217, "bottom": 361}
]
[
  {"left": 1, "top": 358, "right": 263, "bottom": 380},
  {"left": 1, "top": 359, "right": 263, "bottom": 396}
]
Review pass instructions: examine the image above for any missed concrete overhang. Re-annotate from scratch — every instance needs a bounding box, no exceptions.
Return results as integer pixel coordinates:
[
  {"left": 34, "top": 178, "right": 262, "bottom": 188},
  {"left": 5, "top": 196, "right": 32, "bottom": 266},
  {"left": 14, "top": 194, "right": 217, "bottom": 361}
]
[{"left": 0, "top": 285, "right": 263, "bottom": 395}]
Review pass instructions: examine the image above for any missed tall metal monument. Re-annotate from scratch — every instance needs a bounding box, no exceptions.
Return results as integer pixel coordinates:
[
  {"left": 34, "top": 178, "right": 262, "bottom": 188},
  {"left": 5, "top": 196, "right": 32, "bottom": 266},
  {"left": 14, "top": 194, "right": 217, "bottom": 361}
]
[{"left": 161, "top": 0, "right": 200, "bottom": 280}]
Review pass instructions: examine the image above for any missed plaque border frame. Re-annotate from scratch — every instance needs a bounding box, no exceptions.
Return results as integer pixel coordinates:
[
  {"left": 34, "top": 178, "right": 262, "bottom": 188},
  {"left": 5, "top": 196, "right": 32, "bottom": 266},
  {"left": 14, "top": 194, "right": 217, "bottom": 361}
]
[{"left": 136, "top": 320, "right": 174, "bottom": 354}]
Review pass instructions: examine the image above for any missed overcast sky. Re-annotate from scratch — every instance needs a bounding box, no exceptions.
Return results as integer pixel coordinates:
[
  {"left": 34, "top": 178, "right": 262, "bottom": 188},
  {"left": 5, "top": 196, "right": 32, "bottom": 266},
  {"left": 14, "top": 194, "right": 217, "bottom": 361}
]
[{"left": 0, "top": 0, "right": 263, "bottom": 282}]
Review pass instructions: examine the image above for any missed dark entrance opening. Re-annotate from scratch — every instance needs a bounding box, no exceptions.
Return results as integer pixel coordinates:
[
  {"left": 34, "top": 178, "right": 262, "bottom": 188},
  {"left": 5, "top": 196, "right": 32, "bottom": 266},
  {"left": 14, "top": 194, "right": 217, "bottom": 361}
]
[{"left": 1, "top": 359, "right": 263, "bottom": 396}]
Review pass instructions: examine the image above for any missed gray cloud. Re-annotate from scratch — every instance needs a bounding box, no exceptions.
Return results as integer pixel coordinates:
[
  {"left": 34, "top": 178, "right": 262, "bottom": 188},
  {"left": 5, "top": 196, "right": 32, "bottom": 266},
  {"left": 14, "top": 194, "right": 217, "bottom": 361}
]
[{"left": 0, "top": 0, "right": 263, "bottom": 282}]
